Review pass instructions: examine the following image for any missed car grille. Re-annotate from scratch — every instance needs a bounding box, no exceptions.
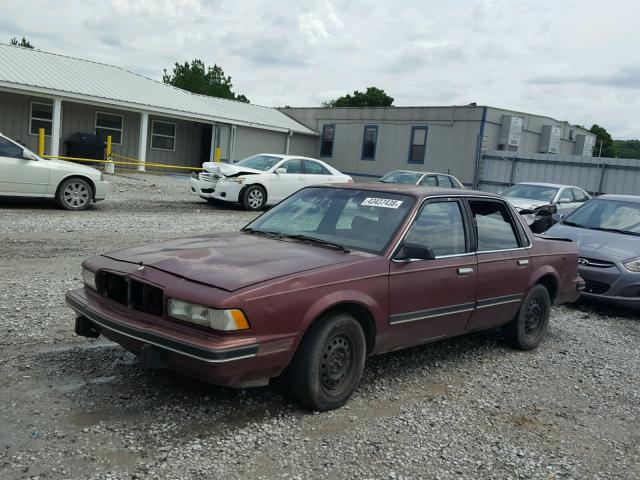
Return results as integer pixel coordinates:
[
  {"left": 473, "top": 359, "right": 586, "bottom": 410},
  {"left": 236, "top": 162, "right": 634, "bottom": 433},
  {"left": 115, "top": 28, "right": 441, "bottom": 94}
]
[
  {"left": 99, "top": 272, "right": 164, "bottom": 316},
  {"left": 199, "top": 172, "right": 220, "bottom": 182},
  {"left": 578, "top": 257, "right": 615, "bottom": 268},
  {"left": 583, "top": 280, "right": 611, "bottom": 295}
]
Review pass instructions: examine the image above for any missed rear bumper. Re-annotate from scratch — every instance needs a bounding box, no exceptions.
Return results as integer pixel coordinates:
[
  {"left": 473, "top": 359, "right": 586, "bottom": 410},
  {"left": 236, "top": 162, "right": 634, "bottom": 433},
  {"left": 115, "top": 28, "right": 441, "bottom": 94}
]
[{"left": 65, "top": 288, "right": 281, "bottom": 386}]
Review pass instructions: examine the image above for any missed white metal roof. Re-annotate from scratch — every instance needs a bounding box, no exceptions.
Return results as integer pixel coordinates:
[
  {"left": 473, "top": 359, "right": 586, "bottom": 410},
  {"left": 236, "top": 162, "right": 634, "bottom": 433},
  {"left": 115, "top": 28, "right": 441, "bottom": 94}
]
[{"left": 0, "top": 44, "right": 316, "bottom": 135}]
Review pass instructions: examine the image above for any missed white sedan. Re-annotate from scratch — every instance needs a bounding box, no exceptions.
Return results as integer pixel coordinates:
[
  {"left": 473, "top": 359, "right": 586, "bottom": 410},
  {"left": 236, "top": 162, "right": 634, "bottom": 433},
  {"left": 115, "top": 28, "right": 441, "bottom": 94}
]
[
  {"left": 191, "top": 154, "right": 352, "bottom": 210},
  {"left": 0, "top": 133, "right": 108, "bottom": 210}
]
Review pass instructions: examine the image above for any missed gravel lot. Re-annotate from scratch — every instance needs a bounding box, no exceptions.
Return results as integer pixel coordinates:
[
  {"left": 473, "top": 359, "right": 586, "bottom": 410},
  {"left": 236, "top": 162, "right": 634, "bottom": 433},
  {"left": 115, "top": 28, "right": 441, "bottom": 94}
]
[{"left": 1, "top": 172, "right": 639, "bottom": 480}]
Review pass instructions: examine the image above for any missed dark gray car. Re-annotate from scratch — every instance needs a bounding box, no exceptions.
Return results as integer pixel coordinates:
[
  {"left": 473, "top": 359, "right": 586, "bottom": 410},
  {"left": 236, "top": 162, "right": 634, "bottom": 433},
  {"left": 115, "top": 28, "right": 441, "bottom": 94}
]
[{"left": 546, "top": 195, "right": 640, "bottom": 309}]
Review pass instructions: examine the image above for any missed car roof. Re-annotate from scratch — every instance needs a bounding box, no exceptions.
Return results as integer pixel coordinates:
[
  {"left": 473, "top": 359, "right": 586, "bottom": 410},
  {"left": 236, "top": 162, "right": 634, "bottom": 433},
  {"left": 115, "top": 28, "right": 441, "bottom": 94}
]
[
  {"left": 597, "top": 194, "right": 640, "bottom": 203},
  {"left": 514, "top": 182, "right": 579, "bottom": 189},
  {"left": 387, "top": 169, "right": 456, "bottom": 177},
  {"left": 319, "top": 183, "right": 496, "bottom": 199},
  {"left": 253, "top": 153, "right": 321, "bottom": 161}
]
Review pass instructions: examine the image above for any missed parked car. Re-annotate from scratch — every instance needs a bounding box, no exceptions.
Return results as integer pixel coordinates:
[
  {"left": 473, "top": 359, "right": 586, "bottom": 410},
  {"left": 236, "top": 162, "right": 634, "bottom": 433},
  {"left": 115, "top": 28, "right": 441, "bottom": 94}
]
[
  {"left": 378, "top": 169, "right": 464, "bottom": 188},
  {"left": 501, "top": 182, "right": 591, "bottom": 233},
  {"left": 546, "top": 195, "right": 640, "bottom": 309},
  {"left": 190, "top": 153, "right": 351, "bottom": 210},
  {"left": 0, "top": 132, "right": 108, "bottom": 210},
  {"left": 67, "top": 184, "right": 583, "bottom": 410}
]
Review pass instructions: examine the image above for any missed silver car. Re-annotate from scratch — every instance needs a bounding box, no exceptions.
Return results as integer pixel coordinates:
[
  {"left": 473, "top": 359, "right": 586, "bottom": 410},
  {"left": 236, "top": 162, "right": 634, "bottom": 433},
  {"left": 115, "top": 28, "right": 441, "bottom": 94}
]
[
  {"left": 501, "top": 182, "right": 591, "bottom": 233},
  {"left": 378, "top": 170, "right": 464, "bottom": 188},
  {"left": 546, "top": 195, "right": 640, "bottom": 309}
]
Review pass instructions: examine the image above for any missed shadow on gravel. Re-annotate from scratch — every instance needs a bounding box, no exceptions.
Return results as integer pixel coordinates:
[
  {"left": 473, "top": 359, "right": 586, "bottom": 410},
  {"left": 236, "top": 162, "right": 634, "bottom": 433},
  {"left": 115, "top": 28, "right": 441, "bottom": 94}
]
[{"left": 566, "top": 299, "right": 640, "bottom": 321}]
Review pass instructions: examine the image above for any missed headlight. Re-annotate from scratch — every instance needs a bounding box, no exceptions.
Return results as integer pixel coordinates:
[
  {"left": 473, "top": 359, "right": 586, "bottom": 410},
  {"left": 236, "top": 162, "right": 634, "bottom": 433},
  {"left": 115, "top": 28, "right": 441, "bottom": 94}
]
[
  {"left": 167, "top": 299, "right": 250, "bottom": 331},
  {"left": 225, "top": 177, "right": 245, "bottom": 184},
  {"left": 623, "top": 258, "right": 640, "bottom": 273},
  {"left": 82, "top": 267, "right": 97, "bottom": 290}
]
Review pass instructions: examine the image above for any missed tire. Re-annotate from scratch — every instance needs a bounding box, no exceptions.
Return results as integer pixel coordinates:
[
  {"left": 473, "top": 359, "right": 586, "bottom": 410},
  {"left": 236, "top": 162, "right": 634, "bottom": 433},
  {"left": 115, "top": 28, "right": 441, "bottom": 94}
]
[
  {"left": 57, "top": 177, "right": 93, "bottom": 211},
  {"left": 504, "top": 284, "right": 551, "bottom": 350},
  {"left": 241, "top": 185, "right": 266, "bottom": 211},
  {"left": 288, "top": 312, "right": 366, "bottom": 411}
]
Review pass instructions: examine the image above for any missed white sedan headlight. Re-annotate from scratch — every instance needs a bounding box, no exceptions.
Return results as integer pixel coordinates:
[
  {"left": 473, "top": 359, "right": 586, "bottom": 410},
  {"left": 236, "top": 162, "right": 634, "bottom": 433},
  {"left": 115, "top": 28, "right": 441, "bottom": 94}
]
[
  {"left": 167, "top": 299, "right": 250, "bottom": 331},
  {"left": 623, "top": 258, "right": 640, "bottom": 273},
  {"left": 82, "top": 267, "right": 97, "bottom": 290},
  {"left": 223, "top": 177, "right": 245, "bottom": 184}
]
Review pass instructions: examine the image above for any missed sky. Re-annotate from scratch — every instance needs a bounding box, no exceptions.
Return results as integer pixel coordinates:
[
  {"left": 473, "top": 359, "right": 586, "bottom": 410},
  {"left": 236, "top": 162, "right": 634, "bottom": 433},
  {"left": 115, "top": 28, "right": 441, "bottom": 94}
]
[{"left": 1, "top": 0, "right": 639, "bottom": 138}]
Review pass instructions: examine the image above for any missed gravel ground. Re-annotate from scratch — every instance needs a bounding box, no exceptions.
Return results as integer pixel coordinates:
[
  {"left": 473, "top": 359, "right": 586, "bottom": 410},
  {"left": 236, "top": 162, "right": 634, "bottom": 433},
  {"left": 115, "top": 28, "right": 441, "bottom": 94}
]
[{"left": 0, "top": 172, "right": 639, "bottom": 480}]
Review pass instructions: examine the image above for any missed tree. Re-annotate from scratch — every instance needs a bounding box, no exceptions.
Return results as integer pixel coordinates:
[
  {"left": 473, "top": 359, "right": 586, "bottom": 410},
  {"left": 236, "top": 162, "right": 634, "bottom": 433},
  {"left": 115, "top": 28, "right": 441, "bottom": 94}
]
[
  {"left": 9, "top": 36, "right": 34, "bottom": 48},
  {"left": 323, "top": 87, "right": 394, "bottom": 107},
  {"left": 589, "top": 124, "right": 615, "bottom": 157},
  {"left": 162, "top": 59, "right": 249, "bottom": 103},
  {"left": 612, "top": 139, "right": 640, "bottom": 159}
]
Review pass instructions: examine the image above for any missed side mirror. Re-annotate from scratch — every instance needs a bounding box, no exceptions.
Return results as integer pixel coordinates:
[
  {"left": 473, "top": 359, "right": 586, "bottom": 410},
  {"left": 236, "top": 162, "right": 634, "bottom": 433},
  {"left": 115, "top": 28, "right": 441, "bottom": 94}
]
[
  {"left": 275, "top": 167, "right": 286, "bottom": 175},
  {"left": 551, "top": 213, "right": 564, "bottom": 223},
  {"left": 395, "top": 243, "right": 436, "bottom": 261},
  {"left": 22, "top": 150, "right": 37, "bottom": 160},
  {"left": 558, "top": 197, "right": 571, "bottom": 204}
]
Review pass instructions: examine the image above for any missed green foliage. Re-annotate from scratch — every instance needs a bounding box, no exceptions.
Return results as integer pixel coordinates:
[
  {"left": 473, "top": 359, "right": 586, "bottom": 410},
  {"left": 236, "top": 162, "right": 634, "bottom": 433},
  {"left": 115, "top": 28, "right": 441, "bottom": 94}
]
[
  {"left": 612, "top": 139, "right": 640, "bottom": 159},
  {"left": 589, "top": 124, "right": 615, "bottom": 157},
  {"left": 162, "top": 59, "right": 249, "bottom": 103},
  {"left": 323, "top": 87, "right": 394, "bottom": 108},
  {"left": 9, "top": 37, "right": 34, "bottom": 48}
]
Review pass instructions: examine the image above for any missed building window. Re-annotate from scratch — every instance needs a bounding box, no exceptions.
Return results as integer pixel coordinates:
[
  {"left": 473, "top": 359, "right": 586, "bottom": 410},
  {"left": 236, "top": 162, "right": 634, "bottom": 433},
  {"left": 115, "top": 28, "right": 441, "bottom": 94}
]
[
  {"left": 95, "top": 112, "right": 123, "bottom": 145},
  {"left": 30, "top": 102, "right": 53, "bottom": 136},
  {"left": 409, "top": 126, "right": 428, "bottom": 164},
  {"left": 361, "top": 125, "right": 378, "bottom": 160},
  {"left": 320, "top": 124, "right": 335, "bottom": 157},
  {"left": 151, "top": 120, "right": 176, "bottom": 151}
]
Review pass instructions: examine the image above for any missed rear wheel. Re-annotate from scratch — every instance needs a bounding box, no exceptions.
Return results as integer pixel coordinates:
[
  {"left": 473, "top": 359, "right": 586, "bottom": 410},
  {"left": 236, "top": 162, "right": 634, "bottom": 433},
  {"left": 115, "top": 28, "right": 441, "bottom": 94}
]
[
  {"left": 504, "top": 284, "right": 551, "bottom": 350},
  {"left": 242, "top": 185, "right": 266, "bottom": 211},
  {"left": 288, "top": 312, "right": 366, "bottom": 411},
  {"left": 57, "top": 177, "right": 92, "bottom": 211}
]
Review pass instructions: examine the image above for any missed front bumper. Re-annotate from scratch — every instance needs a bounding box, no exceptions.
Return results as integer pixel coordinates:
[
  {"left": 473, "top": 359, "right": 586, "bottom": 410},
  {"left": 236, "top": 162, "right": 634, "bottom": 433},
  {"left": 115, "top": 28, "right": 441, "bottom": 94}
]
[
  {"left": 94, "top": 180, "right": 109, "bottom": 201},
  {"left": 190, "top": 177, "right": 217, "bottom": 198},
  {"left": 65, "top": 288, "right": 276, "bottom": 386},
  {"left": 212, "top": 181, "right": 242, "bottom": 203},
  {"left": 578, "top": 264, "right": 640, "bottom": 309}
]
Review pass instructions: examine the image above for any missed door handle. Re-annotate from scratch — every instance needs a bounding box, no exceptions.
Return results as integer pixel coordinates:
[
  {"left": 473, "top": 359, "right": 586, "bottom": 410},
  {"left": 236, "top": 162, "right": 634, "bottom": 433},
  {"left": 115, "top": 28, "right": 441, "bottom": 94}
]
[
  {"left": 457, "top": 267, "right": 474, "bottom": 275},
  {"left": 517, "top": 259, "right": 529, "bottom": 266}
]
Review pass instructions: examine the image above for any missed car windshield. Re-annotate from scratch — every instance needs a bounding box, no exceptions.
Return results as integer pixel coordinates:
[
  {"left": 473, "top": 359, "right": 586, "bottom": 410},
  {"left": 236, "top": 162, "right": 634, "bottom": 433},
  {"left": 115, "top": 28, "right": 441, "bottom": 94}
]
[
  {"left": 502, "top": 184, "right": 559, "bottom": 202},
  {"left": 378, "top": 171, "right": 423, "bottom": 184},
  {"left": 563, "top": 198, "right": 640, "bottom": 235},
  {"left": 244, "top": 187, "right": 415, "bottom": 254},
  {"left": 234, "top": 154, "right": 283, "bottom": 171}
]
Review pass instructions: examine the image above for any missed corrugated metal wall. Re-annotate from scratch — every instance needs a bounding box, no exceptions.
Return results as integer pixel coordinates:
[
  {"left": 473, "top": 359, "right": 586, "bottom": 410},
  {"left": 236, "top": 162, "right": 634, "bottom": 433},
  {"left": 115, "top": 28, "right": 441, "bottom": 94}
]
[{"left": 478, "top": 151, "right": 640, "bottom": 195}]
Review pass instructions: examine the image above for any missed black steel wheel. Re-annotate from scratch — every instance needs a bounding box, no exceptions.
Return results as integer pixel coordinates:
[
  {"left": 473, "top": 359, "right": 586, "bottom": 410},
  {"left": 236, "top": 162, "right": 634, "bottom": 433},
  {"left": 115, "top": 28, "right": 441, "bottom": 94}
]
[
  {"left": 287, "top": 312, "right": 366, "bottom": 411},
  {"left": 504, "top": 284, "right": 551, "bottom": 350}
]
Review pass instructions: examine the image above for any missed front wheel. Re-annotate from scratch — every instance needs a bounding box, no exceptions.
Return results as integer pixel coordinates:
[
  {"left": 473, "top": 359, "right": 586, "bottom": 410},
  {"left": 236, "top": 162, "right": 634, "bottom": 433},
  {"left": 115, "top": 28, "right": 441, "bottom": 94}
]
[
  {"left": 504, "top": 284, "right": 551, "bottom": 350},
  {"left": 57, "top": 177, "right": 93, "bottom": 211},
  {"left": 242, "top": 185, "right": 266, "bottom": 211},
  {"left": 287, "top": 312, "right": 366, "bottom": 411}
]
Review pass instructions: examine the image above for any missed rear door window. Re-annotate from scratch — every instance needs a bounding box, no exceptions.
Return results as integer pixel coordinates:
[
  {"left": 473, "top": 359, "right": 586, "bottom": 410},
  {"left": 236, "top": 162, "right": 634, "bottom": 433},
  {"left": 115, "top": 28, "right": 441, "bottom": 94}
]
[{"left": 468, "top": 200, "right": 521, "bottom": 251}]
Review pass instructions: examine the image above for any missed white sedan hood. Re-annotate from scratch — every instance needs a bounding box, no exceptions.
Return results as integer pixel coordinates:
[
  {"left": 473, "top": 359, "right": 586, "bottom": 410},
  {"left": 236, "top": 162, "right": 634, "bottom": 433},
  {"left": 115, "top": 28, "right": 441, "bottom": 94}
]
[
  {"left": 47, "top": 158, "right": 102, "bottom": 177},
  {"left": 202, "top": 162, "right": 263, "bottom": 177},
  {"left": 505, "top": 197, "right": 549, "bottom": 211}
]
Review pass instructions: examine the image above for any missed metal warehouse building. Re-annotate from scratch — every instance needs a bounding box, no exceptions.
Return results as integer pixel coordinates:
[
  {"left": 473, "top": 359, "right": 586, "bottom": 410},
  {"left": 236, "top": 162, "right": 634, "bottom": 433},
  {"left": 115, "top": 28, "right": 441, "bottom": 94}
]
[
  {"left": 280, "top": 106, "right": 597, "bottom": 186},
  {"left": 0, "top": 44, "right": 317, "bottom": 169}
]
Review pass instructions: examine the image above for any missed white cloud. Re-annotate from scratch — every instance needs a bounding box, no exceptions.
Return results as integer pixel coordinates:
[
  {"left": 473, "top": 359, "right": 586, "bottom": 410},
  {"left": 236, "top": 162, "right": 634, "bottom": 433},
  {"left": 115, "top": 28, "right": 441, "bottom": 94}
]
[{"left": 0, "top": 0, "right": 638, "bottom": 137}]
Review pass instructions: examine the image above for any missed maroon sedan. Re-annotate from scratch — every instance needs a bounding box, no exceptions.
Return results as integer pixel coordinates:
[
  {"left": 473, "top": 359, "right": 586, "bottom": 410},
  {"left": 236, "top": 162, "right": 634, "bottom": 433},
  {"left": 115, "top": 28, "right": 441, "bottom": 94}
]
[{"left": 67, "top": 184, "right": 583, "bottom": 410}]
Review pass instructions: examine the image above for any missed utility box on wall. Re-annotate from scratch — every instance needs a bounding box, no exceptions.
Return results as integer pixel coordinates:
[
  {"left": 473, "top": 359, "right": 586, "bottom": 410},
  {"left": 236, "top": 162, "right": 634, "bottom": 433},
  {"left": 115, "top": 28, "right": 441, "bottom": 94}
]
[
  {"left": 498, "top": 115, "right": 523, "bottom": 152},
  {"left": 540, "top": 125, "right": 562, "bottom": 154},
  {"left": 575, "top": 134, "right": 595, "bottom": 157}
]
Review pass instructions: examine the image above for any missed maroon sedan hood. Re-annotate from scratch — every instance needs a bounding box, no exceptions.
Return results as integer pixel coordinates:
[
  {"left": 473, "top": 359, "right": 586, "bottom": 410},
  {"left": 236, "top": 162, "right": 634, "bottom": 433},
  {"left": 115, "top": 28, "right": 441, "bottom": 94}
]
[{"left": 103, "top": 232, "right": 359, "bottom": 291}]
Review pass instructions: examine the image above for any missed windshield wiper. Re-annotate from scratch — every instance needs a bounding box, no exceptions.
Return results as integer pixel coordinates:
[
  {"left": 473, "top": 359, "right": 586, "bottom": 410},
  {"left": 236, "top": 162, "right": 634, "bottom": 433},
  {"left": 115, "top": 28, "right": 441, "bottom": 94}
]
[
  {"left": 242, "top": 227, "right": 283, "bottom": 238},
  {"left": 283, "top": 234, "right": 351, "bottom": 253},
  {"left": 562, "top": 220, "right": 585, "bottom": 228},
  {"left": 589, "top": 227, "right": 640, "bottom": 236}
]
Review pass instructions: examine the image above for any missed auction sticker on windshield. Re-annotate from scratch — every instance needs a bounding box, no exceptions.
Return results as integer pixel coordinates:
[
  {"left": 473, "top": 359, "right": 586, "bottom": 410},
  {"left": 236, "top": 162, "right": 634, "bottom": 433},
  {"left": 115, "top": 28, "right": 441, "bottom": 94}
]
[{"left": 361, "top": 198, "right": 403, "bottom": 209}]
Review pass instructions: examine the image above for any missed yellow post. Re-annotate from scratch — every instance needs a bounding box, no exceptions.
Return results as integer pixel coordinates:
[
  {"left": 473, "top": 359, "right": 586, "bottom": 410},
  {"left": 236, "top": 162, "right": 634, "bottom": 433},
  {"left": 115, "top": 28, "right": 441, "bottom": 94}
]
[
  {"left": 38, "top": 128, "right": 45, "bottom": 156},
  {"left": 215, "top": 147, "right": 221, "bottom": 163},
  {"left": 105, "top": 135, "right": 114, "bottom": 174}
]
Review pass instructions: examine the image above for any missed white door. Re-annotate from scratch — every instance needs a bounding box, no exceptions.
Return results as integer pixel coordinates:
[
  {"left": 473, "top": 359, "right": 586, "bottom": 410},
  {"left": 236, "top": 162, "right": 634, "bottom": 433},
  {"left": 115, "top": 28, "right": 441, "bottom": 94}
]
[
  {"left": 302, "top": 159, "right": 335, "bottom": 186},
  {"left": 0, "top": 138, "right": 50, "bottom": 196},
  {"left": 269, "top": 159, "right": 305, "bottom": 203}
]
